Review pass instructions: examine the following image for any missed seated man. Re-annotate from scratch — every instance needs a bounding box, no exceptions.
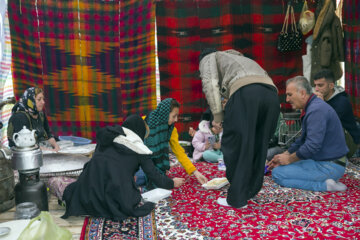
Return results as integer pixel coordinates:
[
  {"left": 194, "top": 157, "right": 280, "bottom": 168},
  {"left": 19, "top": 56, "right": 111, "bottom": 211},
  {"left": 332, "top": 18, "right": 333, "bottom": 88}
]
[
  {"left": 268, "top": 76, "right": 348, "bottom": 192},
  {"left": 313, "top": 69, "right": 360, "bottom": 158}
]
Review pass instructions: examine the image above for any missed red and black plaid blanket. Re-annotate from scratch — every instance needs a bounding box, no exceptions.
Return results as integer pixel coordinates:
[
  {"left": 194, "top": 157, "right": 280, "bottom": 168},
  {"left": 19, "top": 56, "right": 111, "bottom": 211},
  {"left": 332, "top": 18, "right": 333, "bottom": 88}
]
[
  {"left": 156, "top": 0, "right": 305, "bottom": 137},
  {"left": 343, "top": 0, "right": 360, "bottom": 119}
]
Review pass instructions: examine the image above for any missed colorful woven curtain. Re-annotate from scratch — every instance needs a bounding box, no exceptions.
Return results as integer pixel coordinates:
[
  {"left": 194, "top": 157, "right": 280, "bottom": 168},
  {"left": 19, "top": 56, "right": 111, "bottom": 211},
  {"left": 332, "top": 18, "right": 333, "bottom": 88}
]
[
  {"left": 8, "top": 0, "right": 157, "bottom": 139},
  {"left": 0, "top": 4, "right": 15, "bottom": 146},
  {"left": 0, "top": 2, "right": 11, "bottom": 100},
  {"left": 156, "top": 0, "right": 304, "bottom": 138},
  {"left": 343, "top": 0, "right": 360, "bottom": 119}
]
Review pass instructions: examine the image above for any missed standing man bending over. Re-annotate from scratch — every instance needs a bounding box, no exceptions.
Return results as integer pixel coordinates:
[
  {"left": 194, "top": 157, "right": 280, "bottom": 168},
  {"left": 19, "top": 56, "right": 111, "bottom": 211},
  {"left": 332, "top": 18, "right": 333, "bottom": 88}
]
[
  {"left": 314, "top": 69, "right": 360, "bottom": 158},
  {"left": 268, "top": 76, "right": 348, "bottom": 192},
  {"left": 199, "top": 49, "right": 279, "bottom": 208}
]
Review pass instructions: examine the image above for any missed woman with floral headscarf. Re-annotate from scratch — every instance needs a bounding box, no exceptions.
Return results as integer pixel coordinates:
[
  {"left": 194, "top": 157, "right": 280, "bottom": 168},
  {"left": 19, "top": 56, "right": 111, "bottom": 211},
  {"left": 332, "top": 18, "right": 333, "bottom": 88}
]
[
  {"left": 7, "top": 87, "right": 60, "bottom": 151},
  {"left": 144, "top": 98, "right": 208, "bottom": 188}
]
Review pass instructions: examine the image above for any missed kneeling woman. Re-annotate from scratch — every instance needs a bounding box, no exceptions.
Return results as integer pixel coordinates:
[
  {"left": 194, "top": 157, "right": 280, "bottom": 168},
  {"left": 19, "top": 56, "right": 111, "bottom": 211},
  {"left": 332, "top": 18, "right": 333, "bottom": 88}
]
[{"left": 62, "top": 115, "right": 184, "bottom": 220}]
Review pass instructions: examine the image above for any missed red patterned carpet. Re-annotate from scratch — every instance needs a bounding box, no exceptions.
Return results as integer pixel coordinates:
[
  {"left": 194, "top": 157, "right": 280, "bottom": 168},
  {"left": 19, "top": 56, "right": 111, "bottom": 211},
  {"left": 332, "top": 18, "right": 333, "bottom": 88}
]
[{"left": 81, "top": 160, "right": 360, "bottom": 239}]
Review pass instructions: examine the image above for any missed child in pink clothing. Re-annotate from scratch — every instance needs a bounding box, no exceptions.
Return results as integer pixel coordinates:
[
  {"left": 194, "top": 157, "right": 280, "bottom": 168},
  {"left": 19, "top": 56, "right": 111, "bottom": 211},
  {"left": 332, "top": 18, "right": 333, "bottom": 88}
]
[{"left": 192, "top": 120, "right": 223, "bottom": 163}]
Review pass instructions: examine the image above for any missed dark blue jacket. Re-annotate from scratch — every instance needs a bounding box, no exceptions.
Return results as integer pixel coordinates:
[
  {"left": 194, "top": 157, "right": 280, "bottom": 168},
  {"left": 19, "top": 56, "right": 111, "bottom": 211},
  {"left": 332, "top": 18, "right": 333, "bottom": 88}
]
[
  {"left": 288, "top": 95, "right": 348, "bottom": 161},
  {"left": 327, "top": 91, "right": 360, "bottom": 144}
]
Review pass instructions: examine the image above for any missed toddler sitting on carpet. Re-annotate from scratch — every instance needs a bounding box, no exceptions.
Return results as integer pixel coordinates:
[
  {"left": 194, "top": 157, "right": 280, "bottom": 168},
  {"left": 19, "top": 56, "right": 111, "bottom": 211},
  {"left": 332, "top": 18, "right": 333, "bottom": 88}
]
[{"left": 192, "top": 119, "right": 223, "bottom": 163}]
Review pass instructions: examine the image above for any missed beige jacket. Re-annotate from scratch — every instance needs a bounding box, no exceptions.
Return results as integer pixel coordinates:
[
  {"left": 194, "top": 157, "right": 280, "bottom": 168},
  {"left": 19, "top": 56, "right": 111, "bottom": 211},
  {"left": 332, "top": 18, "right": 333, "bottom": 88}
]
[{"left": 199, "top": 49, "right": 277, "bottom": 123}]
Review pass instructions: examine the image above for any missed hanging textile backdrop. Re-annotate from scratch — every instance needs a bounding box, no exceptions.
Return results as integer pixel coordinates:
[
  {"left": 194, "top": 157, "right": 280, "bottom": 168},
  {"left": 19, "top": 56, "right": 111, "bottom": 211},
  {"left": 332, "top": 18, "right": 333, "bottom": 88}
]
[
  {"left": 343, "top": 0, "right": 360, "bottom": 119},
  {"left": 0, "top": 0, "right": 11, "bottom": 101},
  {"left": 156, "top": 0, "right": 304, "bottom": 138},
  {"left": 0, "top": 3, "right": 14, "bottom": 146},
  {"left": 8, "top": 0, "right": 157, "bottom": 139}
]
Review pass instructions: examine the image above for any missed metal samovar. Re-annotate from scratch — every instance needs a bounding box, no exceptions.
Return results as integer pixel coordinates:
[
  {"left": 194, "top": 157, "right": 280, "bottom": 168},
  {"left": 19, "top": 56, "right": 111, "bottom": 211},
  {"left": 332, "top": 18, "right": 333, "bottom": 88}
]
[{"left": 11, "top": 127, "right": 48, "bottom": 211}]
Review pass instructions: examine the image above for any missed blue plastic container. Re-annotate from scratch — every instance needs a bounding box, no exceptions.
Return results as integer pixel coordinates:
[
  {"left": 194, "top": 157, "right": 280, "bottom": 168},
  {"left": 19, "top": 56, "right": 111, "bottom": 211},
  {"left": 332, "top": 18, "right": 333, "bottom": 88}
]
[{"left": 58, "top": 136, "right": 92, "bottom": 146}]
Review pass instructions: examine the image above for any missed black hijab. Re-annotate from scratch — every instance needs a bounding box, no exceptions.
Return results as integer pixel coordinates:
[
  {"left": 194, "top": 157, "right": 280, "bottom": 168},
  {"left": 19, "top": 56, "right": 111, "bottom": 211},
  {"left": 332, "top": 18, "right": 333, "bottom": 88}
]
[
  {"left": 95, "top": 115, "right": 146, "bottom": 152},
  {"left": 122, "top": 114, "right": 147, "bottom": 141},
  {"left": 95, "top": 125, "right": 124, "bottom": 152}
]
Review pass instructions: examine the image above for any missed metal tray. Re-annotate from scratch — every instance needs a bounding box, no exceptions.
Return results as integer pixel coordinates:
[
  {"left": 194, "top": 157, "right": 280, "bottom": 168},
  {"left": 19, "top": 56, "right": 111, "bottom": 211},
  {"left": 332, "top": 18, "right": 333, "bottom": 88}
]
[{"left": 40, "top": 153, "right": 90, "bottom": 175}]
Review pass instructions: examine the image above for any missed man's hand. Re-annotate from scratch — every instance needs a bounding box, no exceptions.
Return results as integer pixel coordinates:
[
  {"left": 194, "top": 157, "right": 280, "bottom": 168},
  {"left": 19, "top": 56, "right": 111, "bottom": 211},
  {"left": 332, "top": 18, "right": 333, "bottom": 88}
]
[
  {"left": 173, "top": 178, "right": 185, "bottom": 188},
  {"left": 314, "top": 91, "right": 324, "bottom": 100},
  {"left": 193, "top": 170, "right": 208, "bottom": 184},
  {"left": 267, "top": 152, "right": 292, "bottom": 170}
]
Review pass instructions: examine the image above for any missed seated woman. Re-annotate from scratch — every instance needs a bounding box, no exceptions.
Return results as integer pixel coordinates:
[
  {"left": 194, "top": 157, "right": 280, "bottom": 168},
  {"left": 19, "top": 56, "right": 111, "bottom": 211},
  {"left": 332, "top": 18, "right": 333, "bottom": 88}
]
[
  {"left": 144, "top": 98, "right": 208, "bottom": 188},
  {"left": 7, "top": 87, "right": 60, "bottom": 151},
  {"left": 62, "top": 115, "right": 184, "bottom": 220},
  {"left": 192, "top": 118, "right": 223, "bottom": 163}
]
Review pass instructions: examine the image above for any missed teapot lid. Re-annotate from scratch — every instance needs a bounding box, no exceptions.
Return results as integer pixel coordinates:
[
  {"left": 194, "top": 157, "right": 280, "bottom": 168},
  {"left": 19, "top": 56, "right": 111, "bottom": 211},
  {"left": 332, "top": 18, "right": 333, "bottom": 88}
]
[{"left": 18, "top": 126, "right": 32, "bottom": 134}]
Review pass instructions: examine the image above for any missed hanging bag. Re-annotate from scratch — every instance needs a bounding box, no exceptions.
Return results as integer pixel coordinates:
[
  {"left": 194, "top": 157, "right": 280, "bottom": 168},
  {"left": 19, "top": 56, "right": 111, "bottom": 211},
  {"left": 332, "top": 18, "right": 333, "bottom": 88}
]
[
  {"left": 299, "top": 0, "right": 315, "bottom": 35},
  {"left": 277, "top": 3, "right": 303, "bottom": 52}
]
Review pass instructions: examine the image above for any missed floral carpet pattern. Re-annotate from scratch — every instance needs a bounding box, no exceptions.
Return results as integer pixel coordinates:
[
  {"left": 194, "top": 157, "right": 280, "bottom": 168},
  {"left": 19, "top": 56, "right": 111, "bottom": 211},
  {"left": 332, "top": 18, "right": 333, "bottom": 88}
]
[
  {"left": 81, "top": 159, "right": 360, "bottom": 239},
  {"left": 162, "top": 160, "right": 360, "bottom": 239},
  {"left": 81, "top": 210, "right": 157, "bottom": 240}
]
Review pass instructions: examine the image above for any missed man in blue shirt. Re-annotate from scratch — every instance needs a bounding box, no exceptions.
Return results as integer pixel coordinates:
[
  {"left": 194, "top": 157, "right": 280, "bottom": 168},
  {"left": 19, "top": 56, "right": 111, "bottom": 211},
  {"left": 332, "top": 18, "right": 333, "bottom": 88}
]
[{"left": 268, "top": 76, "right": 348, "bottom": 192}]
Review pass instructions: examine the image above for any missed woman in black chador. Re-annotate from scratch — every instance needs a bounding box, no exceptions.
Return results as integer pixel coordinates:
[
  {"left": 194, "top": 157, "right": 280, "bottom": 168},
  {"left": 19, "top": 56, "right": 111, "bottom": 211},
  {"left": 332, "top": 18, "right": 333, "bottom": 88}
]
[{"left": 62, "top": 115, "right": 184, "bottom": 220}]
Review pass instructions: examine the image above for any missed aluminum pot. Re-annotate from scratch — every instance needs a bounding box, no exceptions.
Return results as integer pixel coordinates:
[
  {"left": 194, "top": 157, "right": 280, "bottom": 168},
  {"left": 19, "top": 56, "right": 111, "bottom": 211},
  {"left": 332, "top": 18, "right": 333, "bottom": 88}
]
[{"left": 11, "top": 145, "right": 43, "bottom": 170}]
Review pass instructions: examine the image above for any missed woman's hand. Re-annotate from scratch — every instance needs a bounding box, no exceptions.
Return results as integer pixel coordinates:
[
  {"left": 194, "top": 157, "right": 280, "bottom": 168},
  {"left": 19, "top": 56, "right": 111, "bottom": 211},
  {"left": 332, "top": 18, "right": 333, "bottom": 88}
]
[
  {"left": 193, "top": 170, "right": 208, "bottom": 184},
  {"left": 48, "top": 137, "right": 60, "bottom": 152},
  {"left": 52, "top": 144, "right": 60, "bottom": 152},
  {"left": 173, "top": 178, "right": 185, "bottom": 188},
  {"left": 39, "top": 146, "right": 54, "bottom": 152}
]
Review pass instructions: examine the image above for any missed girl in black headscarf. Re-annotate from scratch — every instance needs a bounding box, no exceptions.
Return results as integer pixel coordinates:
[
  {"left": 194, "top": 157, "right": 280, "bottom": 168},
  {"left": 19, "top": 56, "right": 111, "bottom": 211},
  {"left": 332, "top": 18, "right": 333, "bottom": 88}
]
[{"left": 62, "top": 115, "right": 184, "bottom": 220}]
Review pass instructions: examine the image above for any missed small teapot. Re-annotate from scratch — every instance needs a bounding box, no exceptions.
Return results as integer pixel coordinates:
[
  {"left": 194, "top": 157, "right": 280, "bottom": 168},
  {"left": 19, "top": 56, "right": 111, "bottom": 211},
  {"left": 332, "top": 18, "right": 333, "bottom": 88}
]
[{"left": 13, "top": 126, "right": 37, "bottom": 148}]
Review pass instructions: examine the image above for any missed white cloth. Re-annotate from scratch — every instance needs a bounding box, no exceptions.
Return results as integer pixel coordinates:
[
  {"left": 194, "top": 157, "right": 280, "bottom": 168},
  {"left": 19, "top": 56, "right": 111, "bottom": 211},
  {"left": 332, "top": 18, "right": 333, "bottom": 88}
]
[
  {"left": 113, "top": 127, "right": 152, "bottom": 155},
  {"left": 303, "top": 35, "right": 313, "bottom": 82}
]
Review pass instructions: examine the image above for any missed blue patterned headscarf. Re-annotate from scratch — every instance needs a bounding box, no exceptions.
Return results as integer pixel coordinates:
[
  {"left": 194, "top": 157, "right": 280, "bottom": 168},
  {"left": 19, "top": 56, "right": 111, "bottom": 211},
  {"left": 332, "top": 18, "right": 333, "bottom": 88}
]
[
  {"left": 144, "top": 98, "right": 175, "bottom": 173},
  {"left": 12, "top": 87, "right": 41, "bottom": 115}
]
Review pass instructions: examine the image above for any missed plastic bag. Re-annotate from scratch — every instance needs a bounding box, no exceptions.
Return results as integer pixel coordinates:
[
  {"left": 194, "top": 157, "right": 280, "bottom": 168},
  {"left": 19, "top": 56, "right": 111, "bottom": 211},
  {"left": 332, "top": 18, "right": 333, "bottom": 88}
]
[
  {"left": 300, "top": 0, "right": 308, "bottom": 17},
  {"left": 18, "top": 211, "right": 72, "bottom": 240},
  {"left": 299, "top": 0, "right": 315, "bottom": 35}
]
